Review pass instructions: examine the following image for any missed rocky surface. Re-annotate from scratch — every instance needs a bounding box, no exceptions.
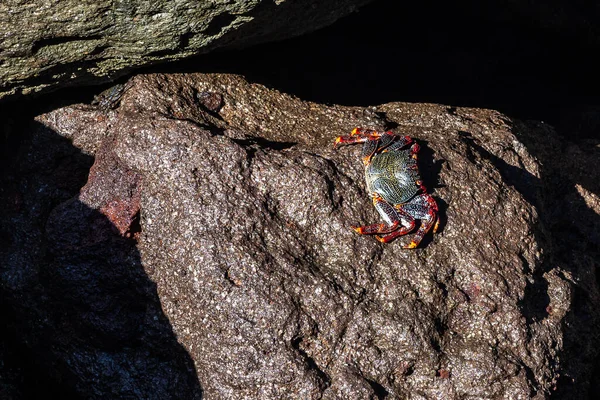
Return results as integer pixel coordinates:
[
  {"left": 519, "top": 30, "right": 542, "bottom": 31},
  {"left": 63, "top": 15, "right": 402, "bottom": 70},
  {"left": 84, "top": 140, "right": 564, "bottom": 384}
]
[
  {"left": 0, "top": 0, "right": 371, "bottom": 101},
  {"left": 1, "top": 73, "right": 599, "bottom": 398}
]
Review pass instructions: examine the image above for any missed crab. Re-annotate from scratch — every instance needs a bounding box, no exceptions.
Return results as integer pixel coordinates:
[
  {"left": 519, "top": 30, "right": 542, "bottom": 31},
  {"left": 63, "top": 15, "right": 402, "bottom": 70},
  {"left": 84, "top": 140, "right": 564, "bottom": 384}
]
[{"left": 334, "top": 128, "right": 439, "bottom": 248}]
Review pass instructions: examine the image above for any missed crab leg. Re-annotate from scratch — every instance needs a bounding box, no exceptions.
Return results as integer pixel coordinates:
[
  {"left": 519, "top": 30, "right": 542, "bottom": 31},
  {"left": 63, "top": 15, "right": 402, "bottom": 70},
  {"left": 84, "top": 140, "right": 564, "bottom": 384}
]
[
  {"left": 390, "top": 194, "right": 439, "bottom": 249},
  {"left": 375, "top": 226, "right": 414, "bottom": 244},
  {"left": 334, "top": 129, "right": 411, "bottom": 148},
  {"left": 350, "top": 127, "right": 380, "bottom": 136},
  {"left": 334, "top": 133, "right": 387, "bottom": 164},
  {"left": 352, "top": 222, "right": 399, "bottom": 235},
  {"left": 352, "top": 195, "right": 413, "bottom": 235},
  {"left": 383, "top": 136, "right": 416, "bottom": 153},
  {"left": 410, "top": 142, "right": 420, "bottom": 158},
  {"left": 403, "top": 143, "right": 427, "bottom": 192},
  {"left": 333, "top": 132, "right": 383, "bottom": 147},
  {"left": 334, "top": 129, "right": 414, "bottom": 164}
]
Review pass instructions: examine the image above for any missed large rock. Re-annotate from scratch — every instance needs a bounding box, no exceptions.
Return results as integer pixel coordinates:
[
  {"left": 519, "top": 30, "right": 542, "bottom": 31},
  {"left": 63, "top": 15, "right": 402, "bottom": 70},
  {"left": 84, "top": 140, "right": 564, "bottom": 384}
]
[
  {"left": 1, "top": 73, "right": 599, "bottom": 398},
  {"left": 0, "top": 0, "right": 371, "bottom": 101}
]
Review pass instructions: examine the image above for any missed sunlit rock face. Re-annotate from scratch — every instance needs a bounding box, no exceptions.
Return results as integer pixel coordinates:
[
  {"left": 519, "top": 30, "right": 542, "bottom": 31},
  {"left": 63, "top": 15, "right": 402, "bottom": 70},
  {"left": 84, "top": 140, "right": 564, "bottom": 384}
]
[{"left": 1, "top": 72, "right": 598, "bottom": 399}]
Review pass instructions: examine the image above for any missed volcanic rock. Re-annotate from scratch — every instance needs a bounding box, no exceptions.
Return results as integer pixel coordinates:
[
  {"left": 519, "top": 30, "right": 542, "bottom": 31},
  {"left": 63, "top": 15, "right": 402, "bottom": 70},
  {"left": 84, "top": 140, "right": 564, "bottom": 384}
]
[{"left": 1, "top": 73, "right": 598, "bottom": 398}]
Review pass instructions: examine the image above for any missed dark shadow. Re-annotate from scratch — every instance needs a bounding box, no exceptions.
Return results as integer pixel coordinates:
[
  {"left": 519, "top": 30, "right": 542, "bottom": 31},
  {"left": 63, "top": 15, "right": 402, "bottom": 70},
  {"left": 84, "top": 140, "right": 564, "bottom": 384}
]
[
  {"left": 412, "top": 138, "right": 447, "bottom": 247},
  {"left": 507, "top": 124, "right": 600, "bottom": 399},
  {"left": 456, "top": 130, "right": 551, "bottom": 323},
  {"left": 416, "top": 140, "right": 445, "bottom": 192},
  {"left": 456, "top": 130, "right": 540, "bottom": 207},
  {"left": 137, "top": 0, "right": 600, "bottom": 140},
  {"left": 0, "top": 109, "right": 202, "bottom": 398},
  {"left": 452, "top": 125, "right": 600, "bottom": 397},
  {"left": 231, "top": 137, "right": 297, "bottom": 151},
  {"left": 416, "top": 196, "right": 448, "bottom": 250},
  {"left": 364, "top": 377, "right": 389, "bottom": 399},
  {"left": 7, "top": 0, "right": 600, "bottom": 143}
]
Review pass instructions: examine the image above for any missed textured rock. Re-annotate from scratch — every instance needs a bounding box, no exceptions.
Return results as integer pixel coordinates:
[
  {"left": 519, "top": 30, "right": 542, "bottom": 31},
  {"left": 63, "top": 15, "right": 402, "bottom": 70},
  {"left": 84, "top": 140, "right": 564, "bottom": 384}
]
[
  {"left": 0, "top": 115, "right": 202, "bottom": 398},
  {"left": 0, "top": 0, "right": 371, "bottom": 101},
  {"left": 1, "top": 73, "right": 599, "bottom": 398}
]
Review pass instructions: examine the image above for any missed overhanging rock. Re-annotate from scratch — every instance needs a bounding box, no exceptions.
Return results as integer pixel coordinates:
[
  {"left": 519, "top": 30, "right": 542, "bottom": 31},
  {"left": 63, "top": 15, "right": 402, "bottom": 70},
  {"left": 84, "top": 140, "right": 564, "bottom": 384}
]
[{"left": 0, "top": 0, "right": 372, "bottom": 101}]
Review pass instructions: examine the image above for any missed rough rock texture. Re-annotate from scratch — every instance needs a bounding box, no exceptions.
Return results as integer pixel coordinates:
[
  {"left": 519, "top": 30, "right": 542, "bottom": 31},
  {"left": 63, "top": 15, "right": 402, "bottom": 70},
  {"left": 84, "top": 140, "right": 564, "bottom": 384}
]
[
  {"left": 0, "top": 110, "right": 202, "bottom": 398},
  {"left": 0, "top": 0, "right": 371, "bottom": 101},
  {"left": 1, "top": 73, "right": 599, "bottom": 398}
]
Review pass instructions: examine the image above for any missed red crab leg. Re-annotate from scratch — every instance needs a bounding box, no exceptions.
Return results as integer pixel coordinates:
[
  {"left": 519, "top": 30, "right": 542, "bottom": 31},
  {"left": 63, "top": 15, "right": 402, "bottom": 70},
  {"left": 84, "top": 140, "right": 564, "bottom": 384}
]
[
  {"left": 334, "top": 128, "right": 399, "bottom": 147},
  {"left": 352, "top": 221, "right": 400, "bottom": 235},
  {"left": 393, "top": 194, "right": 439, "bottom": 249},
  {"left": 353, "top": 196, "right": 414, "bottom": 236},
  {"left": 375, "top": 226, "right": 414, "bottom": 244},
  {"left": 402, "top": 220, "right": 436, "bottom": 248},
  {"left": 374, "top": 208, "right": 416, "bottom": 243},
  {"left": 334, "top": 129, "right": 412, "bottom": 165},
  {"left": 407, "top": 142, "right": 428, "bottom": 192},
  {"left": 350, "top": 128, "right": 386, "bottom": 136},
  {"left": 410, "top": 142, "right": 420, "bottom": 159},
  {"left": 333, "top": 133, "right": 382, "bottom": 147},
  {"left": 381, "top": 135, "right": 414, "bottom": 152}
]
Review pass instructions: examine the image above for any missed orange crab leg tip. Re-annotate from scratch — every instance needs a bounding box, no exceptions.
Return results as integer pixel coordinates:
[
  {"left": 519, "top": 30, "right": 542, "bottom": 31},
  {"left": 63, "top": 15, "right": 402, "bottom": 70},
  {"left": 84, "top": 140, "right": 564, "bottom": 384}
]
[
  {"left": 375, "top": 236, "right": 387, "bottom": 243},
  {"left": 433, "top": 218, "right": 441, "bottom": 233},
  {"left": 351, "top": 226, "right": 364, "bottom": 234},
  {"left": 403, "top": 241, "right": 418, "bottom": 249},
  {"left": 351, "top": 127, "right": 359, "bottom": 135}
]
